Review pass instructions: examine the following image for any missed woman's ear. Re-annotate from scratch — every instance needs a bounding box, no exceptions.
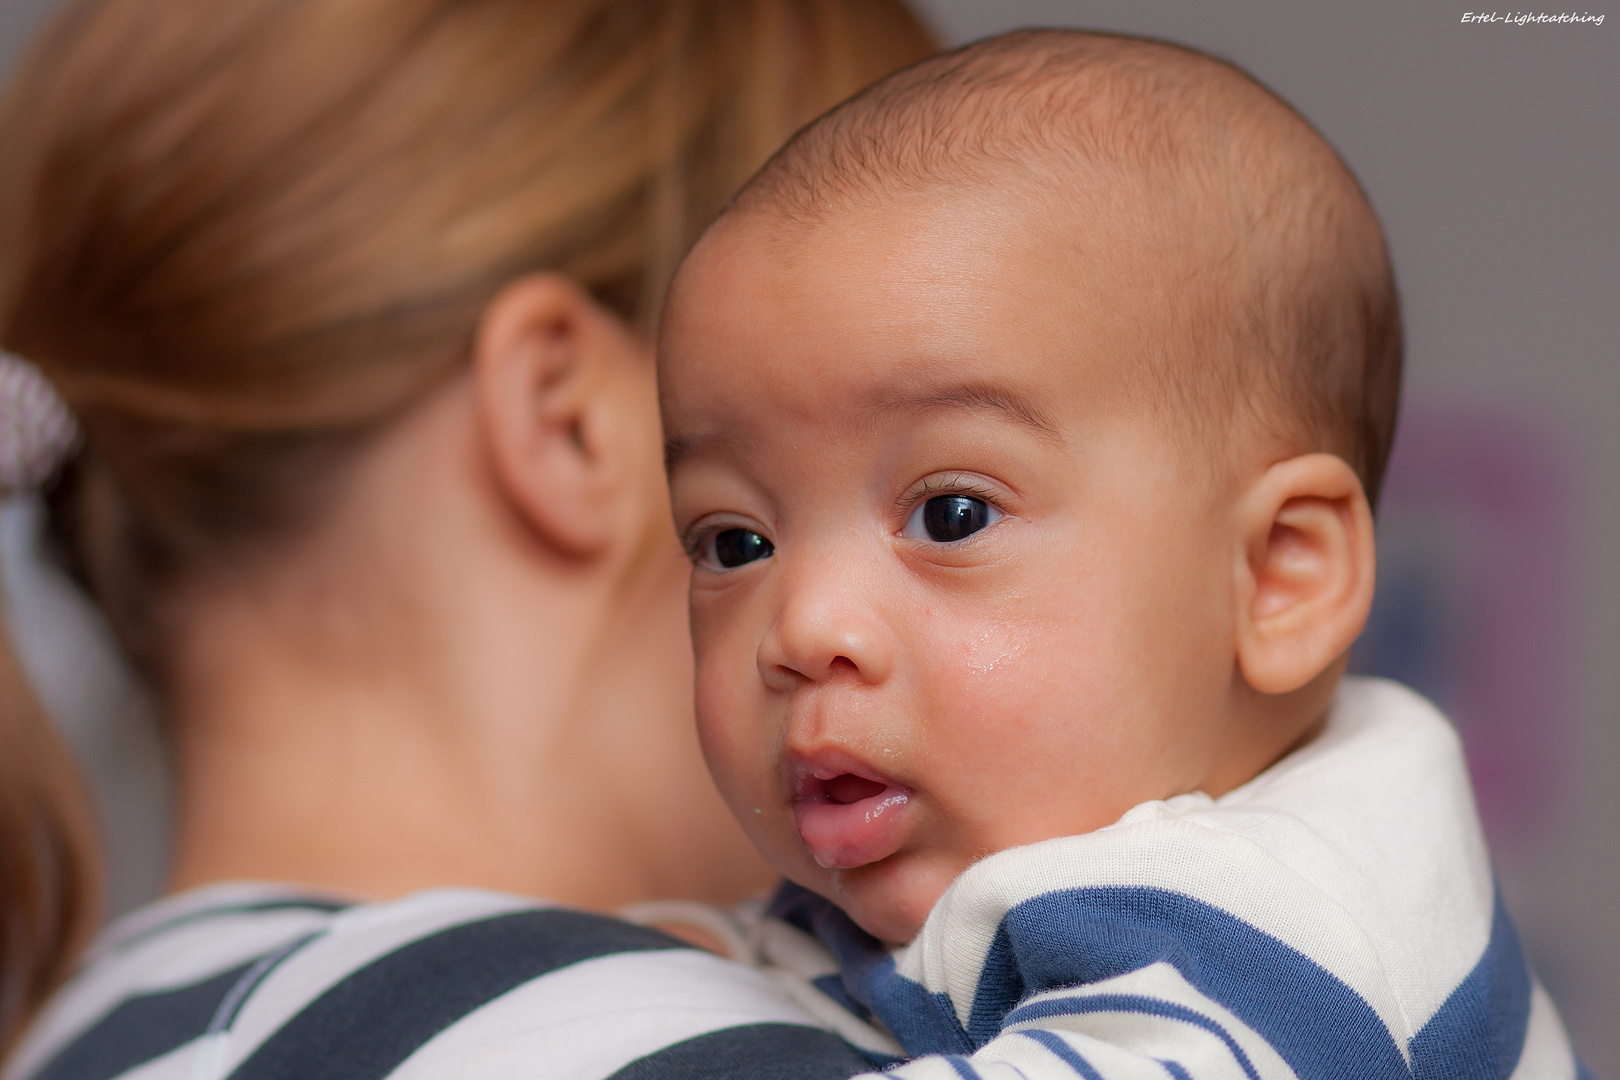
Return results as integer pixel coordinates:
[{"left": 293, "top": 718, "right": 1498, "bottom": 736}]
[
  {"left": 472, "top": 274, "right": 652, "bottom": 560},
  {"left": 1232, "top": 453, "right": 1376, "bottom": 694}
]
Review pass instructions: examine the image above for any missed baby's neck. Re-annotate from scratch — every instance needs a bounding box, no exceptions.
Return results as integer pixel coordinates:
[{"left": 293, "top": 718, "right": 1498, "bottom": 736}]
[{"left": 1199, "top": 662, "right": 1345, "bottom": 799}]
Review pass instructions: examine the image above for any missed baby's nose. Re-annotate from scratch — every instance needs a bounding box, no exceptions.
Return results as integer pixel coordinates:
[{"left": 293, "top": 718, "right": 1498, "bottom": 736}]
[{"left": 757, "top": 563, "right": 894, "bottom": 691}]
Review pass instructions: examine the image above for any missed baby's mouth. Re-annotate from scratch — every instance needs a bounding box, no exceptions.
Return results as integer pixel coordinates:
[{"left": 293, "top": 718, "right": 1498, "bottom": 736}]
[{"left": 790, "top": 753, "right": 912, "bottom": 870}]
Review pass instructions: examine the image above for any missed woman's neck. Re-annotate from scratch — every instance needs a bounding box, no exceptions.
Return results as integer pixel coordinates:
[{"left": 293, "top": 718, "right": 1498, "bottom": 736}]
[{"left": 163, "top": 546, "right": 661, "bottom": 907}]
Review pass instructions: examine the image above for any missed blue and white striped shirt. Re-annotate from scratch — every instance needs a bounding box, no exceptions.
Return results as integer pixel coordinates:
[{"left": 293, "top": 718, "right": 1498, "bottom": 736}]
[{"left": 757, "top": 678, "right": 1588, "bottom": 1080}]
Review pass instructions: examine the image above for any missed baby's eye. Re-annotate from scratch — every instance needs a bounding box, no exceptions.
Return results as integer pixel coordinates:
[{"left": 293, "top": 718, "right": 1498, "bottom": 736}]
[
  {"left": 902, "top": 494, "right": 1001, "bottom": 544},
  {"left": 698, "top": 527, "right": 775, "bottom": 571}
]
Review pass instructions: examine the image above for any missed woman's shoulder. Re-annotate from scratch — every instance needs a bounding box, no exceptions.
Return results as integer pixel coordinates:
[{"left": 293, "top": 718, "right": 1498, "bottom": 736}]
[{"left": 7, "top": 885, "right": 874, "bottom": 1080}]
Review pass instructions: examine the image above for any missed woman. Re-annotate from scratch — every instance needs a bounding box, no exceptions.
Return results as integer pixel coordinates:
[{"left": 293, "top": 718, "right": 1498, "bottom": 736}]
[{"left": 0, "top": 1, "right": 934, "bottom": 1076}]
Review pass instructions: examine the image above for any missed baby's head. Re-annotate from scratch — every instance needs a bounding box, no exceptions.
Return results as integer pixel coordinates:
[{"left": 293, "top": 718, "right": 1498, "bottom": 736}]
[{"left": 659, "top": 30, "right": 1401, "bottom": 943}]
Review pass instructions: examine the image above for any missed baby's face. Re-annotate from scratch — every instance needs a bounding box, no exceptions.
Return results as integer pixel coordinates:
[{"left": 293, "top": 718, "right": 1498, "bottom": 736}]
[{"left": 660, "top": 191, "right": 1243, "bottom": 943}]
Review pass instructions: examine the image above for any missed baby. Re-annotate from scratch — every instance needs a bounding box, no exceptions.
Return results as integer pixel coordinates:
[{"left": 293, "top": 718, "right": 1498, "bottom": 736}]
[{"left": 658, "top": 30, "right": 1584, "bottom": 1079}]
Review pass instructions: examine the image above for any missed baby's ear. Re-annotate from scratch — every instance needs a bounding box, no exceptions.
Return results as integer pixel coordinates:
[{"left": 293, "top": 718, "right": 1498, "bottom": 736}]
[{"left": 1232, "top": 453, "right": 1376, "bottom": 694}]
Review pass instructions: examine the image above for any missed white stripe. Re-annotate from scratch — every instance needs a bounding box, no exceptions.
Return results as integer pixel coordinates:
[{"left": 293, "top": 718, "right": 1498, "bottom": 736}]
[
  {"left": 197, "top": 890, "right": 542, "bottom": 1077},
  {"left": 9, "top": 881, "right": 352, "bottom": 1078},
  {"left": 103, "top": 1039, "right": 208, "bottom": 1080},
  {"left": 1509, "top": 981, "right": 1579, "bottom": 1080},
  {"left": 8, "top": 889, "right": 559, "bottom": 1080},
  {"left": 872, "top": 1056, "right": 976, "bottom": 1080},
  {"left": 1004, "top": 962, "right": 1300, "bottom": 1079},
  {"left": 387, "top": 948, "right": 829, "bottom": 1080},
  {"left": 3, "top": 910, "right": 334, "bottom": 1080}
]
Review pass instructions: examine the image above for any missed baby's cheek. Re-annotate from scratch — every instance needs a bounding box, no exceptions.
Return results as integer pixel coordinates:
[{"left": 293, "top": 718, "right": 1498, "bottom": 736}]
[
  {"left": 915, "top": 605, "right": 1127, "bottom": 832},
  {"left": 690, "top": 612, "right": 763, "bottom": 778},
  {"left": 693, "top": 659, "right": 758, "bottom": 793},
  {"left": 929, "top": 613, "right": 1071, "bottom": 730},
  {"left": 688, "top": 598, "right": 816, "bottom": 877},
  {"left": 956, "top": 618, "right": 1031, "bottom": 682}
]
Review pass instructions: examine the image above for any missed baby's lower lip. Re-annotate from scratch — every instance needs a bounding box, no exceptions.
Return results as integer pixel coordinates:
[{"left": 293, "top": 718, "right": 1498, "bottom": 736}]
[{"left": 792, "top": 770, "right": 912, "bottom": 870}]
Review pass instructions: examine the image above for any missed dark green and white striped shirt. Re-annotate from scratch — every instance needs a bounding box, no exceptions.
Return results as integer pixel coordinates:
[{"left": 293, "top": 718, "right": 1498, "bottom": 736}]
[{"left": 5, "top": 885, "right": 875, "bottom": 1080}]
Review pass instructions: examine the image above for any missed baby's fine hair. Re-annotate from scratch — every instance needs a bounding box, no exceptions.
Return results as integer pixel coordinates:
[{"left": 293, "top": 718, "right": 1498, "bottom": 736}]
[{"left": 733, "top": 29, "right": 1404, "bottom": 504}]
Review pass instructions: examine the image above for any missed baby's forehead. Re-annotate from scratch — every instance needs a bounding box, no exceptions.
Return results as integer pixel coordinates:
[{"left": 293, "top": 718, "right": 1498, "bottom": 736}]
[
  {"left": 679, "top": 167, "right": 1208, "bottom": 363},
  {"left": 685, "top": 128, "right": 1287, "bottom": 378},
  {"left": 664, "top": 178, "right": 1253, "bottom": 485},
  {"left": 662, "top": 191, "right": 1185, "bottom": 444},
  {"left": 682, "top": 165, "right": 1181, "bottom": 319}
]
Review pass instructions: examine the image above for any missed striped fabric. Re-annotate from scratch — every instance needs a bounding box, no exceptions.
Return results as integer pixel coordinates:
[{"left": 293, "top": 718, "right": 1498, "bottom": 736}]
[
  {"left": 4, "top": 887, "right": 876, "bottom": 1080},
  {"left": 761, "top": 678, "right": 1589, "bottom": 1080}
]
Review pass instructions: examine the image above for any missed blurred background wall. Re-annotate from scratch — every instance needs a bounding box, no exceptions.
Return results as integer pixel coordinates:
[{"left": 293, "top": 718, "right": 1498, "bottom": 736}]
[
  {"left": 1, "top": 0, "right": 1615, "bottom": 1072},
  {"left": 0, "top": 0, "right": 175, "bottom": 919}
]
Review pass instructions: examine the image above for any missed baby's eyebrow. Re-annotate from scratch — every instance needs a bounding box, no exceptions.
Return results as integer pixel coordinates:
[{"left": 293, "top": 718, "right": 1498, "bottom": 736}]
[
  {"left": 664, "top": 433, "right": 716, "bottom": 473},
  {"left": 869, "top": 381, "right": 1061, "bottom": 440},
  {"left": 663, "top": 428, "right": 757, "bottom": 473}
]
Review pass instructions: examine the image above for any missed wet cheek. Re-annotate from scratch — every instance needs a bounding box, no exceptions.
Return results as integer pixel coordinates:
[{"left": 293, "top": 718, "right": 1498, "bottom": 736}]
[
  {"left": 958, "top": 618, "right": 1033, "bottom": 680},
  {"left": 920, "top": 618, "right": 1057, "bottom": 765},
  {"left": 916, "top": 602, "right": 1129, "bottom": 797},
  {"left": 937, "top": 598, "right": 1100, "bottom": 712}
]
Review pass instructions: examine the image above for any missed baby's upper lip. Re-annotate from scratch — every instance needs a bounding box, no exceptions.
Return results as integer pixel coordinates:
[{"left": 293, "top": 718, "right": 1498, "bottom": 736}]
[{"left": 787, "top": 746, "right": 901, "bottom": 801}]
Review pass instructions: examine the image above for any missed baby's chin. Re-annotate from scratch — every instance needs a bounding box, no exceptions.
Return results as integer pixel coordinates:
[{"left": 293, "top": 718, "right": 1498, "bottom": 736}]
[{"left": 810, "top": 851, "right": 966, "bottom": 945}]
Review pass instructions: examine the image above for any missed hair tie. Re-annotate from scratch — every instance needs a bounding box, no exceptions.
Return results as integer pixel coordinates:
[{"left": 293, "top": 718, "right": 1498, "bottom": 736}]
[{"left": 0, "top": 353, "right": 80, "bottom": 493}]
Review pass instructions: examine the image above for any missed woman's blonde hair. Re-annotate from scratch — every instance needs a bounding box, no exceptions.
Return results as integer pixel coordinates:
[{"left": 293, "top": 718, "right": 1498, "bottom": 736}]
[{"left": 0, "top": 0, "right": 935, "bottom": 1055}]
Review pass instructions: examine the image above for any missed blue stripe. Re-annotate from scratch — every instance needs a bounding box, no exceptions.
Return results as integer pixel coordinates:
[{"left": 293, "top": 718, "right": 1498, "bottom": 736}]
[
  {"left": 969, "top": 886, "right": 1408, "bottom": 1078},
  {"left": 1408, "top": 890, "right": 1531, "bottom": 1079},
  {"left": 771, "top": 883, "right": 971, "bottom": 1055},
  {"left": 776, "top": 879, "right": 1539, "bottom": 1080},
  {"left": 812, "top": 972, "right": 872, "bottom": 1021},
  {"left": 943, "top": 1054, "right": 982, "bottom": 1080},
  {"left": 1020, "top": 1029, "right": 1104, "bottom": 1080},
  {"left": 1158, "top": 1060, "right": 1194, "bottom": 1080},
  {"left": 1009, "top": 995, "right": 1261, "bottom": 1080}
]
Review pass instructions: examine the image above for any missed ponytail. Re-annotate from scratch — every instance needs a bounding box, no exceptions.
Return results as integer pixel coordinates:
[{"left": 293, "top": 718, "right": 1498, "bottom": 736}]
[{"left": 0, "top": 546, "right": 99, "bottom": 1060}]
